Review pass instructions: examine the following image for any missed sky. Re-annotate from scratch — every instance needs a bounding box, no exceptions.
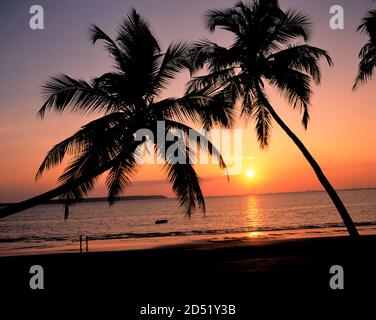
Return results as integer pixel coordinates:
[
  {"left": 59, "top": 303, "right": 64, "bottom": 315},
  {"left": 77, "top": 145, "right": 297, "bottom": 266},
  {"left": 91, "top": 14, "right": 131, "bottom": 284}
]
[{"left": 0, "top": 0, "right": 375, "bottom": 202}]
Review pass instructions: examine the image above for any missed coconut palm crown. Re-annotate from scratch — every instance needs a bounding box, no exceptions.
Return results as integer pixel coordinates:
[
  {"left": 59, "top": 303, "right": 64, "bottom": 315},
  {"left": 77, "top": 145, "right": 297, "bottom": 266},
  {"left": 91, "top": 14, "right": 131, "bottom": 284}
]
[
  {"left": 187, "top": 0, "right": 359, "bottom": 236},
  {"left": 0, "top": 9, "right": 234, "bottom": 219}
]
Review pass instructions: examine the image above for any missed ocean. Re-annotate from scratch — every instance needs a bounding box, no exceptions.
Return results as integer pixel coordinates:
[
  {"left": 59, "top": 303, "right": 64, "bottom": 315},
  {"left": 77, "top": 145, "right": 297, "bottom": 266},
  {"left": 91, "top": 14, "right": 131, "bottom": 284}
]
[{"left": 1, "top": 189, "right": 375, "bottom": 255}]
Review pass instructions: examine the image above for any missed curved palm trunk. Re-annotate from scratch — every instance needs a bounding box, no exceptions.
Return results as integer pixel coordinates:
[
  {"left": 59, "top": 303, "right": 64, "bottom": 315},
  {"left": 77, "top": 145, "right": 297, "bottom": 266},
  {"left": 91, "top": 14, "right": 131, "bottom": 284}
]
[
  {"left": 264, "top": 100, "right": 359, "bottom": 237},
  {"left": 0, "top": 143, "right": 141, "bottom": 219},
  {"left": 0, "top": 166, "right": 110, "bottom": 218},
  {"left": 0, "top": 183, "right": 73, "bottom": 219}
]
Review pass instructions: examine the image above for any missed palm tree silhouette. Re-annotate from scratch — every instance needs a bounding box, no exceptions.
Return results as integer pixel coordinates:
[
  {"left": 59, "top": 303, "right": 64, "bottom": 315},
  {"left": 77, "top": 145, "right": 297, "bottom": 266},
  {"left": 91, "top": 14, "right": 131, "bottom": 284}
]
[
  {"left": 354, "top": 9, "right": 376, "bottom": 89},
  {"left": 188, "top": 0, "right": 359, "bottom": 236},
  {"left": 0, "top": 9, "right": 233, "bottom": 219}
]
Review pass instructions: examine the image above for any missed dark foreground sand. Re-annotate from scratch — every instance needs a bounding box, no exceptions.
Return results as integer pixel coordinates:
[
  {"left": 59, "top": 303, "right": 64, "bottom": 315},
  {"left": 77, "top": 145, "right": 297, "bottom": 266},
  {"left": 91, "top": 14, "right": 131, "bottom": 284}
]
[{"left": 1, "top": 235, "right": 375, "bottom": 317}]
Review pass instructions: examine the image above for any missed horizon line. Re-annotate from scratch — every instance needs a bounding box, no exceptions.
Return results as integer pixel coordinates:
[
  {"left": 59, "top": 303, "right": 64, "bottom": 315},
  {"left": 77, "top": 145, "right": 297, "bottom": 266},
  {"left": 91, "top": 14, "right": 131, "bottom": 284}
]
[{"left": 1, "top": 187, "right": 375, "bottom": 205}]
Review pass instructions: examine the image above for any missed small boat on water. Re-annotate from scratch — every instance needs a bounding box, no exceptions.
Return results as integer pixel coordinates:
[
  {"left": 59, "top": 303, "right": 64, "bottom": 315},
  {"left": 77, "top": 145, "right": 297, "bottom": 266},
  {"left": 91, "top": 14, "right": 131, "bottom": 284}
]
[{"left": 155, "top": 219, "right": 168, "bottom": 224}]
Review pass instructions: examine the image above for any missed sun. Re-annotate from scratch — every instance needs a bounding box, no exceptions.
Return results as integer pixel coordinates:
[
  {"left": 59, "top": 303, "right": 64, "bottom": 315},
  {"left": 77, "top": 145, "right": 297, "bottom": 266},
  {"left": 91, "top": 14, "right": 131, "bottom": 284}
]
[{"left": 246, "top": 169, "right": 255, "bottom": 178}]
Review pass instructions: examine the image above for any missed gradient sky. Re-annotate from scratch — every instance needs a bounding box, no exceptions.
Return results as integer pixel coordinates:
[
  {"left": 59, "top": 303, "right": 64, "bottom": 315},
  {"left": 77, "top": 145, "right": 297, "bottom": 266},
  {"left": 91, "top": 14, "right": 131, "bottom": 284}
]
[{"left": 0, "top": 0, "right": 375, "bottom": 202}]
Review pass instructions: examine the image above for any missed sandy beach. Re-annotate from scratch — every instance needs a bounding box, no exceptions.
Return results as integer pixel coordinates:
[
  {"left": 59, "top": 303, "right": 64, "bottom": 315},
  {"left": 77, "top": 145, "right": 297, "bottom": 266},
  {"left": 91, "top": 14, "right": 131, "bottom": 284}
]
[
  {"left": 1, "top": 234, "right": 375, "bottom": 317},
  {"left": 2, "top": 225, "right": 376, "bottom": 256}
]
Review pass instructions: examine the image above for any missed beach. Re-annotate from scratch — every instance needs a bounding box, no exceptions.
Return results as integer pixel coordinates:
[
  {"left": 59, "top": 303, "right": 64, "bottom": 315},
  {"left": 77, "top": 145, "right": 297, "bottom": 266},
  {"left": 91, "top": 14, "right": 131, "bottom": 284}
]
[
  {"left": 2, "top": 189, "right": 376, "bottom": 257},
  {"left": 1, "top": 192, "right": 375, "bottom": 316},
  {"left": 2, "top": 234, "right": 375, "bottom": 317}
]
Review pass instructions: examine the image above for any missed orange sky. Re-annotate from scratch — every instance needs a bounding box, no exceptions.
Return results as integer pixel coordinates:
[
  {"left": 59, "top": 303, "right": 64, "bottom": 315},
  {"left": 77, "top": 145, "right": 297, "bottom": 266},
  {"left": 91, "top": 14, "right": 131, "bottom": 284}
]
[{"left": 0, "top": 0, "right": 375, "bottom": 202}]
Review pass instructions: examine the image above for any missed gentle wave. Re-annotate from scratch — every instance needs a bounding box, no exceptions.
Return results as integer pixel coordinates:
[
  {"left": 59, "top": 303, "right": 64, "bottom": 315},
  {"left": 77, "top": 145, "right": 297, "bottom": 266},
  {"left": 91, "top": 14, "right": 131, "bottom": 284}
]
[{"left": 1, "top": 221, "right": 376, "bottom": 243}]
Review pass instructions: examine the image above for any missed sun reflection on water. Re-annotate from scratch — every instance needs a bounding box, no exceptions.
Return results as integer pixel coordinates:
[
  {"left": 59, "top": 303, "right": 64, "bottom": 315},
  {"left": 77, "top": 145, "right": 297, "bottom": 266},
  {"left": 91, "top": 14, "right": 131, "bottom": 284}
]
[
  {"left": 246, "top": 196, "right": 261, "bottom": 237},
  {"left": 247, "top": 231, "right": 262, "bottom": 238}
]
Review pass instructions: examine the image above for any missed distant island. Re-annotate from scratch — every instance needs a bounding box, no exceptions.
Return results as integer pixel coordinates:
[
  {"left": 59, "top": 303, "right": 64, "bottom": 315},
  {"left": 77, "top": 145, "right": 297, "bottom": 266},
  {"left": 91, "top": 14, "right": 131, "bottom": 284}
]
[
  {"left": 256, "top": 187, "right": 376, "bottom": 197},
  {"left": 201, "top": 187, "right": 376, "bottom": 199},
  {"left": 0, "top": 195, "right": 168, "bottom": 206}
]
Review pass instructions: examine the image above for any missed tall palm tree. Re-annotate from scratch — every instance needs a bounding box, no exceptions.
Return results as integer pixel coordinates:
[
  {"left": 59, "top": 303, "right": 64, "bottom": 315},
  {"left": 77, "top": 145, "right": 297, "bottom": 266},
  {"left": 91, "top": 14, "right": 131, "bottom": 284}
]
[
  {"left": 0, "top": 9, "right": 233, "bottom": 219},
  {"left": 188, "top": 0, "right": 359, "bottom": 236},
  {"left": 354, "top": 9, "right": 376, "bottom": 89}
]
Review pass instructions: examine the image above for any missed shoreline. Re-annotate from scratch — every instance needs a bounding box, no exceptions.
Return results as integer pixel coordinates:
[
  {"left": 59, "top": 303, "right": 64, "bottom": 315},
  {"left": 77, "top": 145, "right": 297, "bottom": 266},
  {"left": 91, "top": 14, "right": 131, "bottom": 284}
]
[{"left": 1, "top": 226, "right": 376, "bottom": 257}]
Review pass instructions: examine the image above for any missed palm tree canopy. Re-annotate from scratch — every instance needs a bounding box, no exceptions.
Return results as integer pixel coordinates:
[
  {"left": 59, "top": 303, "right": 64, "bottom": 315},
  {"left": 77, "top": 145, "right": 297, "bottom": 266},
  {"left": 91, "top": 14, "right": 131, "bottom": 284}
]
[
  {"left": 37, "top": 9, "right": 234, "bottom": 218},
  {"left": 354, "top": 9, "right": 376, "bottom": 89},
  {"left": 188, "top": 0, "right": 333, "bottom": 148}
]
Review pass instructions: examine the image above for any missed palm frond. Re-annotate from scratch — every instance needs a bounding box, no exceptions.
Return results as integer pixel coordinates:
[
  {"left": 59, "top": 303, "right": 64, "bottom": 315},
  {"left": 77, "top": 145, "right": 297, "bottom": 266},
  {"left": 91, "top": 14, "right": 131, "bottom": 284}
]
[
  {"left": 155, "top": 86, "right": 235, "bottom": 129},
  {"left": 159, "top": 138, "right": 205, "bottom": 216},
  {"left": 354, "top": 10, "right": 376, "bottom": 89},
  {"left": 164, "top": 119, "right": 228, "bottom": 175},
  {"left": 268, "top": 44, "right": 333, "bottom": 84},
  {"left": 253, "top": 96, "right": 272, "bottom": 149},
  {"left": 56, "top": 130, "right": 125, "bottom": 191},
  {"left": 89, "top": 25, "right": 127, "bottom": 72},
  {"left": 153, "top": 97, "right": 201, "bottom": 125},
  {"left": 268, "top": 68, "right": 312, "bottom": 128},
  {"left": 354, "top": 43, "right": 376, "bottom": 89},
  {"left": 186, "top": 67, "right": 237, "bottom": 92},
  {"left": 270, "top": 8, "right": 312, "bottom": 45},
  {"left": 189, "top": 39, "right": 238, "bottom": 73},
  {"left": 236, "top": 0, "right": 283, "bottom": 51},
  {"left": 36, "top": 112, "right": 126, "bottom": 179},
  {"left": 57, "top": 156, "right": 100, "bottom": 209},
  {"left": 146, "top": 41, "right": 191, "bottom": 100},
  {"left": 357, "top": 9, "right": 376, "bottom": 39},
  {"left": 106, "top": 152, "right": 139, "bottom": 205},
  {"left": 117, "top": 9, "right": 160, "bottom": 57},
  {"left": 115, "top": 9, "right": 161, "bottom": 98},
  {"left": 196, "top": 85, "right": 236, "bottom": 129},
  {"left": 205, "top": 8, "right": 243, "bottom": 34},
  {"left": 38, "top": 74, "right": 117, "bottom": 118},
  {"left": 240, "top": 80, "right": 257, "bottom": 116},
  {"left": 165, "top": 162, "right": 205, "bottom": 217}
]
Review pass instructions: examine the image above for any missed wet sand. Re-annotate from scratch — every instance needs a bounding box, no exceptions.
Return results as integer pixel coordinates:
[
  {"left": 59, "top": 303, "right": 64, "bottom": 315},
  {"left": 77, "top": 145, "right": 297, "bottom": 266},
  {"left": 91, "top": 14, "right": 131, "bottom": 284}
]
[{"left": 2, "top": 225, "right": 376, "bottom": 256}]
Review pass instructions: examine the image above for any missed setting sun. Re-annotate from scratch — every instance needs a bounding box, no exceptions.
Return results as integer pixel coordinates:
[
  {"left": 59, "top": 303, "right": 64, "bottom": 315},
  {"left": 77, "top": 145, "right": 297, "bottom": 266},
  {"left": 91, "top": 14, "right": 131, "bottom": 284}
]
[{"left": 246, "top": 169, "right": 255, "bottom": 178}]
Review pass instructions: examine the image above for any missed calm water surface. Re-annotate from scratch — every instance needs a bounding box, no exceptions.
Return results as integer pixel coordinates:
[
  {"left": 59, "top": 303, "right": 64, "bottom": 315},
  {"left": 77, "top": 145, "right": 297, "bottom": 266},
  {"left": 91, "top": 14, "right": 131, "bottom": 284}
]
[{"left": 1, "top": 189, "right": 375, "bottom": 254}]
